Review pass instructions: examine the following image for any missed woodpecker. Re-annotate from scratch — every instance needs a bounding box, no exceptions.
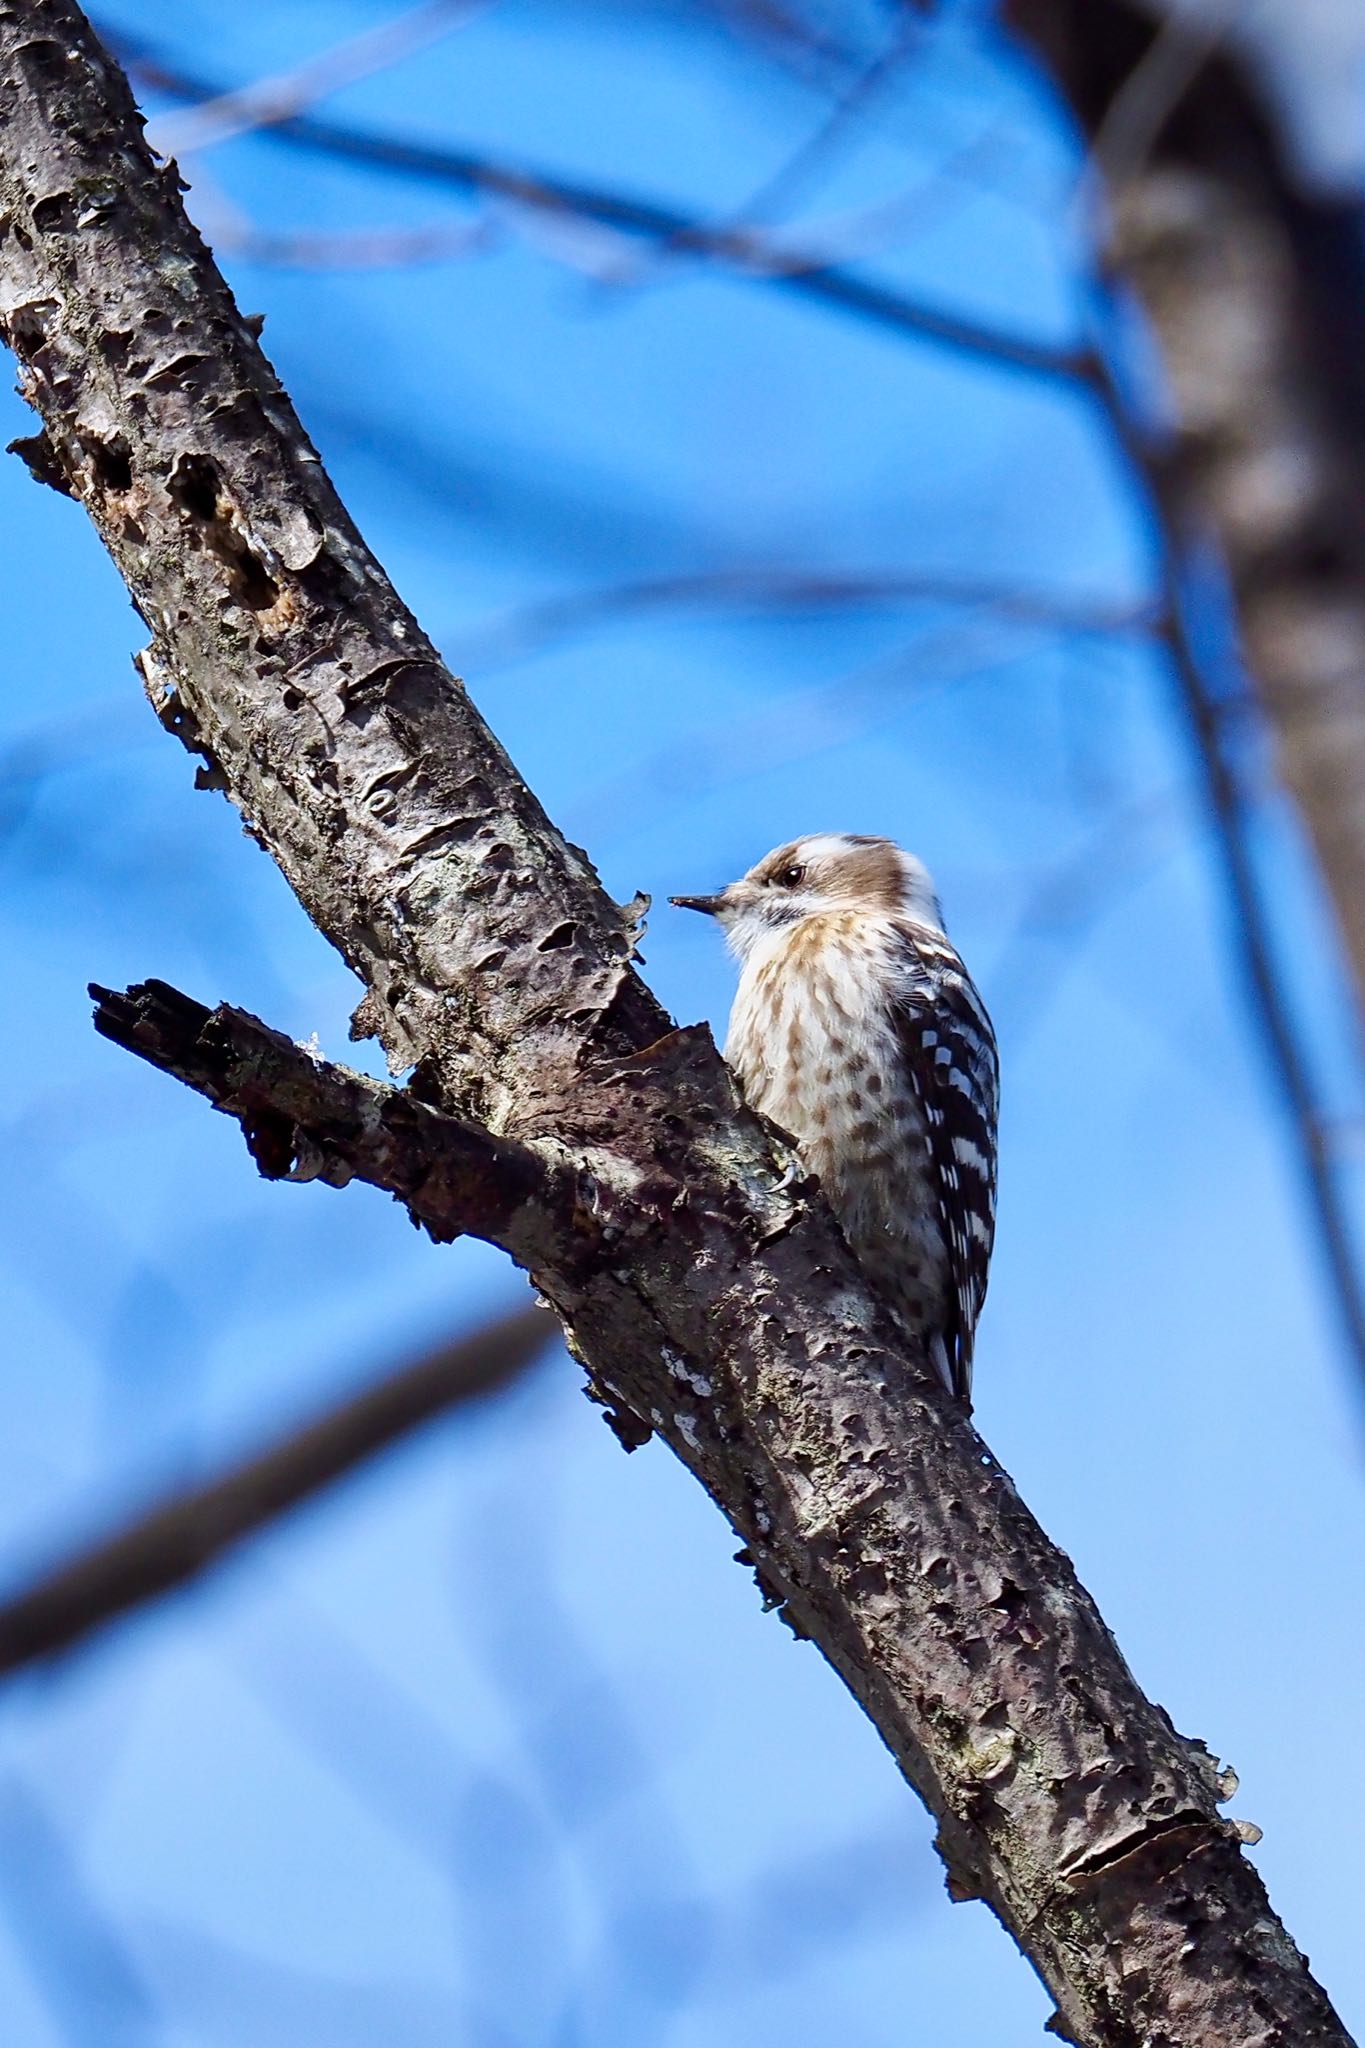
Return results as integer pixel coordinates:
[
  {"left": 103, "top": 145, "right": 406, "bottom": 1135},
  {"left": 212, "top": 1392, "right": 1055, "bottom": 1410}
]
[{"left": 671, "top": 833, "right": 997, "bottom": 1406}]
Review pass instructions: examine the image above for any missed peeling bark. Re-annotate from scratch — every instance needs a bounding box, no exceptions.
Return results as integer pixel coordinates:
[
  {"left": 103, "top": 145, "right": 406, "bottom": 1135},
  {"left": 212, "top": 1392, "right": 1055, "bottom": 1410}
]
[
  {"left": 1008, "top": 0, "right": 1365, "bottom": 1017},
  {"left": 0, "top": 4, "right": 1353, "bottom": 2042}
]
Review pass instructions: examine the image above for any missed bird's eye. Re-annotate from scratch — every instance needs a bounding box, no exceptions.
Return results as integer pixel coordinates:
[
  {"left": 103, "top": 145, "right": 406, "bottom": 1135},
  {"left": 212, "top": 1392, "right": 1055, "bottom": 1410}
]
[{"left": 775, "top": 863, "right": 806, "bottom": 889}]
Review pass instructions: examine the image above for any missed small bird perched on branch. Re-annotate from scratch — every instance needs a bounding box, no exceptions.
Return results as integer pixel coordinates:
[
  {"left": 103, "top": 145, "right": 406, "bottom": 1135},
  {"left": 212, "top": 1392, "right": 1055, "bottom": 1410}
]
[{"left": 672, "top": 834, "right": 997, "bottom": 1407}]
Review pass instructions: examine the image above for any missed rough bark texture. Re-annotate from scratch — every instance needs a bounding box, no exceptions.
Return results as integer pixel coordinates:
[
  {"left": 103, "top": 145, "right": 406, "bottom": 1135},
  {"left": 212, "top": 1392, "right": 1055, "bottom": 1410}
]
[
  {"left": 90, "top": 979, "right": 565, "bottom": 1241},
  {"left": 1008, "top": 0, "right": 1365, "bottom": 1016},
  {"left": 0, "top": 5, "right": 1352, "bottom": 2042}
]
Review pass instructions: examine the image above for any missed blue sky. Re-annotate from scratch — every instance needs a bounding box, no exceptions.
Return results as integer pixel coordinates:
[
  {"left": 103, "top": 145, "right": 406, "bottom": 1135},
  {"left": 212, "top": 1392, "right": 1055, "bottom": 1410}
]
[{"left": 0, "top": 2, "right": 1362, "bottom": 2042}]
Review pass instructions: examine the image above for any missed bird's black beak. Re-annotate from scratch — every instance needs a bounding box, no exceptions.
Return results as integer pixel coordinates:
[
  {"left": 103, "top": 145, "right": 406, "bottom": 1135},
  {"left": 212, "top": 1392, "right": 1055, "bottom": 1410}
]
[{"left": 669, "top": 893, "right": 724, "bottom": 917}]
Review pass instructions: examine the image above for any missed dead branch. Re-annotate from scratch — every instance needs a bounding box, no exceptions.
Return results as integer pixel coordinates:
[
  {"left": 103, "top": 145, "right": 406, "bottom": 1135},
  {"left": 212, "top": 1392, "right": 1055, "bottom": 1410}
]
[
  {"left": 0, "top": 6, "right": 1350, "bottom": 2042},
  {"left": 89, "top": 979, "right": 562, "bottom": 1245}
]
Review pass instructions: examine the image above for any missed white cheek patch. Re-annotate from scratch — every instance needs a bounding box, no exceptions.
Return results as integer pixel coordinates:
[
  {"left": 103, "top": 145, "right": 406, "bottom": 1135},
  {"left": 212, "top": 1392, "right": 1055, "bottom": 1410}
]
[
  {"left": 724, "top": 906, "right": 795, "bottom": 963},
  {"left": 723, "top": 909, "right": 765, "bottom": 961},
  {"left": 723, "top": 894, "right": 818, "bottom": 960}
]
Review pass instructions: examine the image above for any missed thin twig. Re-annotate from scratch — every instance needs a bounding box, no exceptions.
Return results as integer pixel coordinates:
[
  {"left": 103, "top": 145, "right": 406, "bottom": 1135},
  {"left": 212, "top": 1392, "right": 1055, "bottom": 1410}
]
[
  {"left": 176, "top": 151, "right": 492, "bottom": 273},
  {"left": 211, "top": 217, "right": 494, "bottom": 272},
  {"left": 1088, "top": 0, "right": 1241, "bottom": 192},
  {"left": 694, "top": 8, "right": 923, "bottom": 227},
  {"left": 145, "top": 0, "right": 485, "bottom": 158},
  {"left": 462, "top": 565, "right": 1154, "bottom": 669}
]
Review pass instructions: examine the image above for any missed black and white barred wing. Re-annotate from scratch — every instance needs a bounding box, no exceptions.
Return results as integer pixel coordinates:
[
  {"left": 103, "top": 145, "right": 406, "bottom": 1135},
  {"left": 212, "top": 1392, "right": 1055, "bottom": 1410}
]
[{"left": 891, "top": 927, "right": 999, "bottom": 1406}]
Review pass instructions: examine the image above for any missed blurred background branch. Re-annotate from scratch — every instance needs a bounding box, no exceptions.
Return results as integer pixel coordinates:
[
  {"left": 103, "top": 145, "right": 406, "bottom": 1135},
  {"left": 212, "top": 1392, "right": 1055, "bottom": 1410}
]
[
  {"left": 0, "top": 1302, "right": 552, "bottom": 1678},
  {"left": 1009, "top": 0, "right": 1365, "bottom": 1019},
  {"left": 116, "top": 40, "right": 1090, "bottom": 378}
]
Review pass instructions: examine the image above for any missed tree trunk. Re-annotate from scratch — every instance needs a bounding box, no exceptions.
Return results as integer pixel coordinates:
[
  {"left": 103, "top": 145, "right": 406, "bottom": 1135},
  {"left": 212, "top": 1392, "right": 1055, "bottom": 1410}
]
[
  {"left": 1008, "top": 0, "right": 1365, "bottom": 1016},
  {"left": 0, "top": 3, "right": 1352, "bottom": 2041}
]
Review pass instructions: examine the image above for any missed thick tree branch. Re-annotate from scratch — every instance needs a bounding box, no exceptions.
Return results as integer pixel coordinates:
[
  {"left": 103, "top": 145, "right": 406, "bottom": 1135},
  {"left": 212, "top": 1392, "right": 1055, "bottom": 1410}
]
[
  {"left": 0, "top": 1302, "right": 553, "bottom": 1675},
  {"left": 89, "top": 978, "right": 566, "bottom": 1249},
  {"left": 0, "top": 5, "right": 1350, "bottom": 2042},
  {"left": 1008, "top": 0, "right": 1365, "bottom": 1018}
]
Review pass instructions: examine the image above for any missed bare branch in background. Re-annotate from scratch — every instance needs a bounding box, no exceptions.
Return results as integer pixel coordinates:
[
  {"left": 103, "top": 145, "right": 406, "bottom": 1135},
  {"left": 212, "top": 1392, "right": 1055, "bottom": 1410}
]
[
  {"left": 0, "top": 1292, "right": 553, "bottom": 1677},
  {"left": 208, "top": 215, "right": 494, "bottom": 273},
  {"left": 460, "top": 566, "right": 1154, "bottom": 669},
  {"left": 172, "top": 152, "right": 493, "bottom": 272},
  {"left": 114, "top": 42, "right": 1087, "bottom": 383},
  {"left": 703, "top": 0, "right": 879, "bottom": 89},
  {"left": 144, "top": 0, "right": 484, "bottom": 158},
  {"left": 0, "top": 1779, "right": 156, "bottom": 2041},
  {"left": 666, "top": 3, "right": 924, "bottom": 242},
  {"left": 0, "top": 7, "right": 1350, "bottom": 2039},
  {"left": 995, "top": 0, "right": 1365, "bottom": 1386},
  {"left": 562, "top": 616, "right": 1116, "bottom": 851},
  {"left": 986, "top": 789, "right": 1185, "bottom": 1043},
  {"left": 1091, "top": 337, "right": 1365, "bottom": 1384},
  {"left": 1085, "top": 0, "right": 1239, "bottom": 193}
]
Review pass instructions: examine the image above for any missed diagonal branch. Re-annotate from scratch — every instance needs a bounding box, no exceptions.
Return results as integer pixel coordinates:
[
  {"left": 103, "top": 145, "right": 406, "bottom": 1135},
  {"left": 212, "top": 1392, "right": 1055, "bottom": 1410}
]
[
  {"left": 0, "top": 1300, "right": 554, "bottom": 1676},
  {"left": 142, "top": 0, "right": 479, "bottom": 159},
  {"left": 89, "top": 978, "right": 564, "bottom": 1250},
  {"left": 0, "top": 7, "right": 1350, "bottom": 2043},
  {"left": 458, "top": 565, "right": 1155, "bottom": 668}
]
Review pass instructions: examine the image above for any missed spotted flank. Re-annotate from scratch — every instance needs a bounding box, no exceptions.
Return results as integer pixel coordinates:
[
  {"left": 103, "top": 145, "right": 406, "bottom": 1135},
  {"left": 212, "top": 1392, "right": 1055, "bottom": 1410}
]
[{"left": 889, "top": 930, "right": 998, "bottom": 1406}]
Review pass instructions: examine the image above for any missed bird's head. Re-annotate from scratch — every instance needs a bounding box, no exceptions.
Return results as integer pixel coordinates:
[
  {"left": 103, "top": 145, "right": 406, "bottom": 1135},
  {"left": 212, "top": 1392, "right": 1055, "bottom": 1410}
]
[{"left": 670, "top": 833, "right": 944, "bottom": 960}]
